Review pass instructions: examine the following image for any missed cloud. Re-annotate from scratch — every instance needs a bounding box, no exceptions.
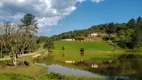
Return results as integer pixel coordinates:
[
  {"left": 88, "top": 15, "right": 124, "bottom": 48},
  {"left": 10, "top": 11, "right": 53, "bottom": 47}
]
[
  {"left": 0, "top": 3, "right": 2, "bottom": 8},
  {"left": 39, "top": 28, "right": 52, "bottom": 33},
  {"left": 92, "top": 0, "right": 104, "bottom": 3},
  {"left": 0, "top": 0, "right": 85, "bottom": 27}
]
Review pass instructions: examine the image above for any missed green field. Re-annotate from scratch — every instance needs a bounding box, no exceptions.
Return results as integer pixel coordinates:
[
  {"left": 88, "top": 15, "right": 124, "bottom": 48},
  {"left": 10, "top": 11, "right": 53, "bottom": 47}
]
[
  {"left": 49, "top": 41, "right": 124, "bottom": 61},
  {"left": 54, "top": 41, "right": 115, "bottom": 51}
]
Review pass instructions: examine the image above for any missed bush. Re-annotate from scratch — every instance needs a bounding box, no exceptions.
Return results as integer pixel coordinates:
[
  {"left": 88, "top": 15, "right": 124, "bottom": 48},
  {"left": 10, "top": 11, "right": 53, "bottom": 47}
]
[
  {"left": 80, "top": 48, "right": 84, "bottom": 56},
  {"left": 118, "top": 54, "right": 139, "bottom": 60}
]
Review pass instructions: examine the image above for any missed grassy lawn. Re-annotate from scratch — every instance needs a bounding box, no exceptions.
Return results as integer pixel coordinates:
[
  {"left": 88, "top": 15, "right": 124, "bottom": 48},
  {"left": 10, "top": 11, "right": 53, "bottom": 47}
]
[
  {"left": 0, "top": 73, "right": 36, "bottom": 80},
  {"left": 0, "top": 53, "right": 47, "bottom": 80},
  {"left": 54, "top": 41, "right": 122, "bottom": 51},
  {"left": 51, "top": 41, "right": 141, "bottom": 61},
  {"left": 50, "top": 41, "right": 124, "bottom": 61}
]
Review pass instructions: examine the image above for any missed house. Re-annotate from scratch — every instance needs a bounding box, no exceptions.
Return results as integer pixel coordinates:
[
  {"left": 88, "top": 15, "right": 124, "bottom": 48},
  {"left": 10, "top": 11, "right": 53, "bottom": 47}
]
[
  {"left": 85, "top": 32, "right": 106, "bottom": 41},
  {"left": 62, "top": 39, "right": 75, "bottom": 41},
  {"left": 90, "top": 33, "right": 98, "bottom": 37}
]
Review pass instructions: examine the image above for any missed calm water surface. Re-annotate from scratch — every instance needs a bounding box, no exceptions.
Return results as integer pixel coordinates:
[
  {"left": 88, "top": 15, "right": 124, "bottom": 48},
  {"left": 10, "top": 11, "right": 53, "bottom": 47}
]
[{"left": 34, "top": 53, "right": 142, "bottom": 80}]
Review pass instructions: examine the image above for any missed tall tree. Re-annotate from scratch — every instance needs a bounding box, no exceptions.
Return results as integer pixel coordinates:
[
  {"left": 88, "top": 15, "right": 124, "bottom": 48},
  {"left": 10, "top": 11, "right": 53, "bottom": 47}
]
[
  {"left": 106, "top": 22, "right": 116, "bottom": 40},
  {"left": 133, "top": 17, "right": 142, "bottom": 49},
  {"left": 126, "top": 18, "right": 142, "bottom": 49},
  {"left": 127, "top": 18, "right": 136, "bottom": 29},
  {"left": 20, "top": 14, "right": 38, "bottom": 33},
  {"left": 20, "top": 14, "right": 38, "bottom": 53}
]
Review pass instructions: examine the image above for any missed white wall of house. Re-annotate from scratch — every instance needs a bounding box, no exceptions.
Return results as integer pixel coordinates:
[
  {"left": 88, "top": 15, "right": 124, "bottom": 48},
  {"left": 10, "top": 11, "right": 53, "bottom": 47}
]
[
  {"left": 90, "top": 33, "right": 98, "bottom": 37},
  {"left": 63, "top": 39, "right": 75, "bottom": 41}
]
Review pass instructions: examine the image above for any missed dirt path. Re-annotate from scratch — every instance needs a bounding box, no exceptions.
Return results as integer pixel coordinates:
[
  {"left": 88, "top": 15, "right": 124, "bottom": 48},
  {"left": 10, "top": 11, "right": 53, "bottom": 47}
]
[{"left": 0, "top": 51, "right": 40, "bottom": 61}]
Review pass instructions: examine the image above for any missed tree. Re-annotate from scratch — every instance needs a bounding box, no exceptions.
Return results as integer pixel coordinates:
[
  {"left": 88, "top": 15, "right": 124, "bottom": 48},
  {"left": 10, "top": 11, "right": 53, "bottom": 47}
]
[
  {"left": 127, "top": 18, "right": 136, "bottom": 29},
  {"left": 0, "top": 39, "right": 3, "bottom": 58},
  {"left": 125, "top": 18, "right": 142, "bottom": 49},
  {"left": 80, "top": 48, "right": 84, "bottom": 56},
  {"left": 0, "top": 14, "right": 39, "bottom": 66},
  {"left": 20, "top": 14, "right": 38, "bottom": 53},
  {"left": 43, "top": 39, "right": 54, "bottom": 52},
  {"left": 106, "top": 22, "right": 116, "bottom": 40},
  {"left": 133, "top": 17, "right": 142, "bottom": 49},
  {"left": 0, "top": 21, "right": 26, "bottom": 65},
  {"left": 0, "top": 21, "right": 16, "bottom": 58},
  {"left": 20, "top": 14, "right": 38, "bottom": 33},
  {"left": 115, "top": 17, "right": 142, "bottom": 50}
]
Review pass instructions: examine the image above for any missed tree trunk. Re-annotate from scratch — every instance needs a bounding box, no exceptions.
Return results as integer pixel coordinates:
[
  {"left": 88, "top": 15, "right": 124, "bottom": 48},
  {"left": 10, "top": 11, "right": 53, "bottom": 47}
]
[
  {"left": 109, "top": 34, "right": 112, "bottom": 41},
  {"left": 10, "top": 55, "right": 17, "bottom": 66},
  {"left": 13, "top": 56, "right": 17, "bottom": 66},
  {"left": 0, "top": 46, "right": 2, "bottom": 58},
  {"left": 48, "top": 48, "right": 50, "bottom": 52}
]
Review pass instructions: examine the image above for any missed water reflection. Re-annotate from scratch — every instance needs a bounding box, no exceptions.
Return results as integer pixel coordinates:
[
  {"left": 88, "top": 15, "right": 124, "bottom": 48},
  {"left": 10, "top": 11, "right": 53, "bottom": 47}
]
[
  {"left": 87, "top": 54, "right": 142, "bottom": 80},
  {"left": 48, "top": 64, "right": 106, "bottom": 78},
  {"left": 34, "top": 53, "right": 142, "bottom": 80},
  {"left": 34, "top": 54, "right": 54, "bottom": 65}
]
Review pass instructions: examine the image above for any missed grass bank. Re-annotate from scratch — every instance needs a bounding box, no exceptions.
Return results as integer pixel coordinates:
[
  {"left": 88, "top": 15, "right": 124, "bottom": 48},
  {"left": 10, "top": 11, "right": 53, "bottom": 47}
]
[{"left": 0, "top": 52, "right": 47, "bottom": 80}]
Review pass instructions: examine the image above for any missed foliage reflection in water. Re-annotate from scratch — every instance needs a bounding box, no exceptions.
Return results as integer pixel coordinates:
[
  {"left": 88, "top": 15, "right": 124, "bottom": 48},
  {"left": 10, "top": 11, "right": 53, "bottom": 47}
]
[{"left": 34, "top": 53, "right": 142, "bottom": 80}]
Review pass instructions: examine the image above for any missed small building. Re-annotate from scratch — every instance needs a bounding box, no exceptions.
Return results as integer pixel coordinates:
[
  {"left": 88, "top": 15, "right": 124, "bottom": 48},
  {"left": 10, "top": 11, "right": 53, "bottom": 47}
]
[
  {"left": 90, "top": 33, "right": 98, "bottom": 37},
  {"left": 62, "top": 39, "right": 75, "bottom": 41}
]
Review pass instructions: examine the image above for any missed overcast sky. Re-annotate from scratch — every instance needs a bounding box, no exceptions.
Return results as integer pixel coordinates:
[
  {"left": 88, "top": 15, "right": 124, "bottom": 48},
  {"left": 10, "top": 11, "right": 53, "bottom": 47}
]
[{"left": 0, "top": 0, "right": 142, "bottom": 36}]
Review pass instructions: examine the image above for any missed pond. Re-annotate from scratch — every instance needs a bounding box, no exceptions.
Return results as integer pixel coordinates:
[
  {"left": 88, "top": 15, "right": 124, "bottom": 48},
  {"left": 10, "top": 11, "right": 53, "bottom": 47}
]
[
  {"left": 34, "top": 53, "right": 142, "bottom": 80},
  {"left": 36, "top": 63, "right": 107, "bottom": 78}
]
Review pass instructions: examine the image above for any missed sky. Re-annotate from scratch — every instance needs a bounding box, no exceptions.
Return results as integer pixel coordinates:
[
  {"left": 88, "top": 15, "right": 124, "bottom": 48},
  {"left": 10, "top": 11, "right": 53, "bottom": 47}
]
[{"left": 0, "top": 0, "right": 142, "bottom": 36}]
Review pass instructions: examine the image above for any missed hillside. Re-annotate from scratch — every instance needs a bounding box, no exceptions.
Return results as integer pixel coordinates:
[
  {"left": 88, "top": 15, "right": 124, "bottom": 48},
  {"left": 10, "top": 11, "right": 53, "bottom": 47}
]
[
  {"left": 50, "top": 24, "right": 107, "bottom": 41},
  {"left": 50, "top": 17, "right": 142, "bottom": 50},
  {"left": 53, "top": 41, "right": 122, "bottom": 51}
]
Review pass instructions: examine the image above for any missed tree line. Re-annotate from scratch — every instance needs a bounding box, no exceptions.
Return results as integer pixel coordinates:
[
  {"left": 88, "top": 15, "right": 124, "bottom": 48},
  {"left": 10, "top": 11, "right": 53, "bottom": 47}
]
[{"left": 107, "top": 17, "right": 142, "bottom": 50}]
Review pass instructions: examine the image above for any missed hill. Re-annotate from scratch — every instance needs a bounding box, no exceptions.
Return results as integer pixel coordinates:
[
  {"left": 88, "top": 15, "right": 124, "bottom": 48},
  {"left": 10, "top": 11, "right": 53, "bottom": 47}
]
[
  {"left": 50, "top": 24, "right": 107, "bottom": 41},
  {"left": 50, "top": 17, "right": 142, "bottom": 50},
  {"left": 54, "top": 41, "right": 112, "bottom": 51},
  {"left": 53, "top": 41, "right": 123, "bottom": 52}
]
